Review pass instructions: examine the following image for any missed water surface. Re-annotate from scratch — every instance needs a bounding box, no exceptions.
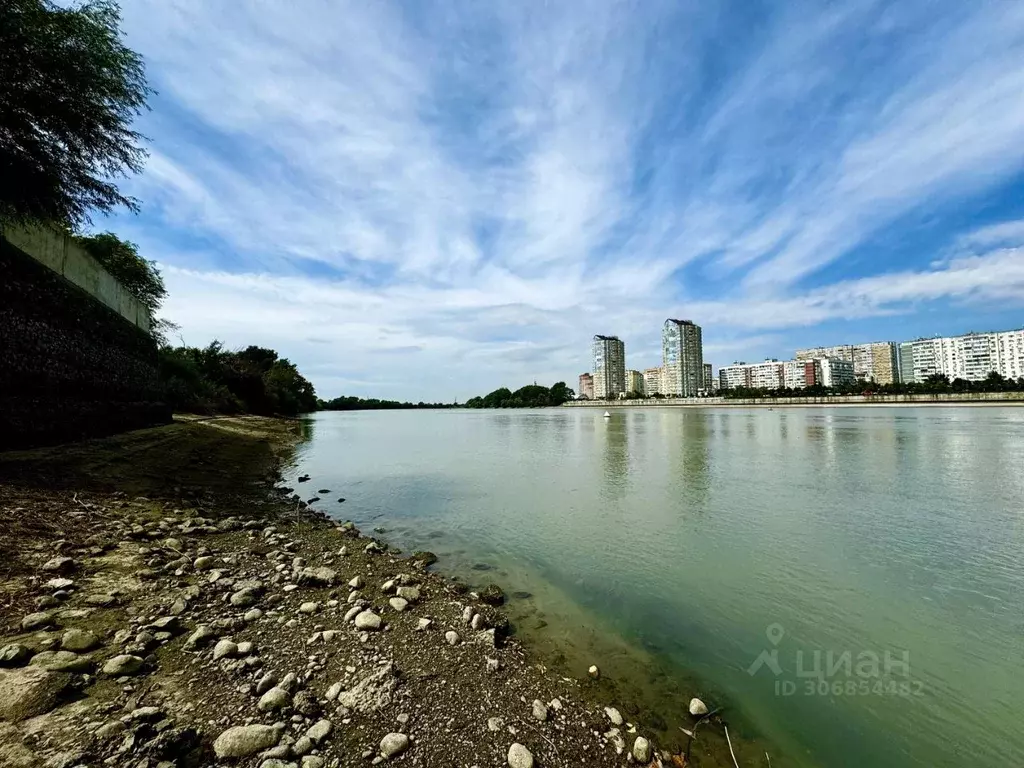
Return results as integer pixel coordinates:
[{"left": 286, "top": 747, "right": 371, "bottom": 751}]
[{"left": 290, "top": 407, "right": 1024, "bottom": 767}]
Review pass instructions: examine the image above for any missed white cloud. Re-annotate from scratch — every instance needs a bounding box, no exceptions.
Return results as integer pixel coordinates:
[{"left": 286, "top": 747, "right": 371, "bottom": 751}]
[{"left": 100, "top": 1, "right": 1024, "bottom": 399}]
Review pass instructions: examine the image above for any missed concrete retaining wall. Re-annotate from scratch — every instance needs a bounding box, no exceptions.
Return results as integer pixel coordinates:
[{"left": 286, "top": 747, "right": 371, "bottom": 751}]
[
  {"left": 565, "top": 392, "right": 1024, "bottom": 407},
  {"left": 0, "top": 224, "right": 152, "bottom": 333},
  {"left": 1, "top": 227, "right": 169, "bottom": 449}
]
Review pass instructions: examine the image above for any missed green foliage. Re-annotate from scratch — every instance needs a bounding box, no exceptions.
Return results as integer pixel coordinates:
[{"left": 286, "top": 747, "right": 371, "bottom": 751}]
[
  {"left": 318, "top": 396, "right": 455, "bottom": 411},
  {"left": 721, "top": 371, "right": 1024, "bottom": 399},
  {"left": 0, "top": 0, "right": 151, "bottom": 227},
  {"left": 159, "top": 342, "right": 317, "bottom": 416},
  {"left": 73, "top": 231, "right": 165, "bottom": 314},
  {"left": 464, "top": 381, "right": 576, "bottom": 408}
]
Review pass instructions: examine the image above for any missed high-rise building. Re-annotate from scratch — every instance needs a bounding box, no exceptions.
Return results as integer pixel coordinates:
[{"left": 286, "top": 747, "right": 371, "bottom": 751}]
[
  {"left": 702, "top": 363, "right": 714, "bottom": 392},
  {"left": 897, "top": 342, "right": 915, "bottom": 383},
  {"left": 592, "top": 335, "right": 625, "bottom": 399},
  {"left": 626, "top": 370, "right": 645, "bottom": 397},
  {"left": 662, "top": 319, "right": 703, "bottom": 397},
  {"left": 869, "top": 343, "right": 898, "bottom": 385},
  {"left": 643, "top": 367, "right": 664, "bottom": 395},
  {"left": 817, "top": 357, "right": 856, "bottom": 387},
  {"left": 578, "top": 373, "right": 594, "bottom": 400}
]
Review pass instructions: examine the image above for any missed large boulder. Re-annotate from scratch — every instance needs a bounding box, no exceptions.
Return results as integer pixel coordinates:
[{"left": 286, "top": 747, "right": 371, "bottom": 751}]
[
  {"left": 0, "top": 667, "right": 71, "bottom": 721},
  {"left": 28, "top": 651, "right": 94, "bottom": 673},
  {"left": 479, "top": 584, "right": 505, "bottom": 606},
  {"left": 0, "top": 645, "right": 32, "bottom": 668}
]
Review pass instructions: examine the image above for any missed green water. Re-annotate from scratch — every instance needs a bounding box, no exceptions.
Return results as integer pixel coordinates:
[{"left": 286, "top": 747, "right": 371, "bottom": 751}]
[{"left": 291, "top": 407, "right": 1024, "bottom": 767}]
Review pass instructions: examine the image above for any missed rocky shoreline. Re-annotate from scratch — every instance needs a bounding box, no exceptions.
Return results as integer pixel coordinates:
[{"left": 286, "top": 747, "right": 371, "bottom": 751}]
[{"left": 0, "top": 417, "right": 767, "bottom": 768}]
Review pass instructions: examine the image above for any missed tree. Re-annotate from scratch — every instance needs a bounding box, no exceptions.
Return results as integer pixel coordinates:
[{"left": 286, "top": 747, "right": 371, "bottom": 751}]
[
  {"left": 74, "top": 232, "right": 165, "bottom": 313},
  {"left": 1, "top": 0, "right": 151, "bottom": 227}
]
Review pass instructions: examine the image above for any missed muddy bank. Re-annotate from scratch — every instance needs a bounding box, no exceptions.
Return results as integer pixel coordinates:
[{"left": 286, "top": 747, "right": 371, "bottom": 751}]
[{"left": 0, "top": 417, "right": 774, "bottom": 767}]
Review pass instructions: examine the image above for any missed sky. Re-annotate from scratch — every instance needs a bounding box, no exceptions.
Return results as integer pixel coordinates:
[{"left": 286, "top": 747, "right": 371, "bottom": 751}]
[{"left": 101, "top": 0, "right": 1024, "bottom": 401}]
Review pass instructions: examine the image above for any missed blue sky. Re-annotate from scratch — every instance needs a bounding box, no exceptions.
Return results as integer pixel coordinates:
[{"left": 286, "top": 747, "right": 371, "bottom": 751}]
[{"left": 102, "top": 0, "right": 1024, "bottom": 400}]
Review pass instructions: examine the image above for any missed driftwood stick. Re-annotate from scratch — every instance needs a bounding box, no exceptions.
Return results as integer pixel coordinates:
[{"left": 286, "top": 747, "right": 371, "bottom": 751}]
[{"left": 724, "top": 725, "right": 741, "bottom": 768}]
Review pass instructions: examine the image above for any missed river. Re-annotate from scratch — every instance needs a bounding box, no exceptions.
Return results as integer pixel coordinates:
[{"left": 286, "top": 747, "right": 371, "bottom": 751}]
[{"left": 288, "top": 406, "right": 1024, "bottom": 767}]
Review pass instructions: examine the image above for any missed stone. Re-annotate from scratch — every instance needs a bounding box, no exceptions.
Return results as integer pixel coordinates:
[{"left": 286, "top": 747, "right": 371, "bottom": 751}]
[
  {"left": 688, "top": 697, "right": 708, "bottom": 716},
  {"left": 588, "top": 665, "right": 600, "bottom": 679},
  {"left": 45, "top": 578, "right": 74, "bottom": 591},
  {"left": 0, "top": 645, "right": 32, "bottom": 668},
  {"left": 348, "top": 576, "right": 364, "bottom": 589},
  {"left": 0, "top": 667, "right": 71, "bottom": 721},
  {"left": 354, "top": 611, "right": 382, "bottom": 631},
  {"left": 605, "top": 707, "right": 623, "bottom": 726},
  {"left": 293, "top": 736, "right": 313, "bottom": 756},
  {"left": 325, "top": 682, "right": 342, "bottom": 701},
  {"left": 21, "top": 612, "right": 55, "bottom": 631},
  {"left": 184, "top": 625, "right": 218, "bottom": 649},
  {"left": 380, "top": 732, "right": 409, "bottom": 759},
  {"left": 507, "top": 743, "right": 534, "bottom": 768},
  {"left": 230, "top": 587, "right": 261, "bottom": 607},
  {"left": 102, "top": 654, "right": 144, "bottom": 676},
  {"left": 487, "top": 716, "right": 504, "bottom": 732},
  {"left": 633, "top": 736, "right": 652, "bottom": 763},
  {"left": 388, "top": 597, "right": 408, "bottom": 612},
  {"left": 480, "top": 584, "right": 505, "bottom": 606},
  {"left": 298, "top": 602, "right": 318, "bottom": 615},
  {"left": 298, "top": 567, "right": 338, "bottom": 587},
  {"left": 212, "top": 723, "right": 284, "bottom": 758},
  {"left": 344, "top": 606, "right": 362, "bottom": 623},
  {"left": 28, "top": 650, "right": 93, "bottom": 673},
  {"left": 337, "top": 664, "right": 397, "bottom": 714},
  {"left": 306, "top": 719, "right": 332, "bottom": 743},
  {"left": 395, "top": 586, "right": 420, "bottom": 602},
  {"left": 60, "top": 628, "right": 100, "bottom": 652},
  {"left": 84, "top": 594, "right": 116, "bottom": 607},
  {"left": 237, "top": 641, "right": 253, "bottom": 655},
  {"left": 471, "top": 614, "right": 485, "bottom": 631},
  {"left": 486, "top": 657, "right": 500, "bottom": 673},
  {"left": 244, "top": 608, "right": 264, "bottom": 623},
  {"left": 293, "top": 690, "right": 320, "bottom": 716},
  {"left": 462, "top": 606, "right": 476, "bottom": 624},
  {"left": 257, "top": 760, "right": 295, "bottom": 768},
  {"left": 445, "top": 631, "right": 460, "bottom": 646},
  {"left": 302, "top": 757, "right": 325, "bottom": 768},
  {"left": 258, "top": 687, "right": 291, "bottom": 712},
  {"left": 256, "top": 673, "right": 278, "bottom": 694},
  {"left": 0, "top": 721, "right": 39, "bottom": 767},
  {"left": 212, "top": 639, "right": 238, "bottom": 660},
  {"left": 411, "top": 551, "right": 437, "bottom": 566},
  {"left": 531, "top": 699, "right": 548, "bottom": 721},
  {"left": 95, "top": 720, "right": 127, "bottom": 739},
  {"left": 193, "top": 556, "right": 215, "bottom": 571},
  {"left": 41, "top": 557, "right": 75, "bottom": 574},
  {"left": 163, "top": 538, "right": 184, "bottom": 551},
  {"left": 415, "top": 618, "right": 432, "bottom": 631}
]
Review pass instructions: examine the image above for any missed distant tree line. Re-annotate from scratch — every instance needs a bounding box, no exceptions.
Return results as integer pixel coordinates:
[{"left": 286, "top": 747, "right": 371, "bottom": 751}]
[
  {"left": 465, "top": 382, "right": 574, "bottom": 408},
  {"left": 721, "top": 372, "right": 1024, "bottom": 399},
  {"left": 318, "top": 396, "right": 455, "bottom": 411}
]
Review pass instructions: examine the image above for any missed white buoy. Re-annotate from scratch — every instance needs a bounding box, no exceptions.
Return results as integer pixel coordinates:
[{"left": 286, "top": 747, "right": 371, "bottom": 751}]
[{"left": 603, "top": 411, "right": 611, "bottom": 418}]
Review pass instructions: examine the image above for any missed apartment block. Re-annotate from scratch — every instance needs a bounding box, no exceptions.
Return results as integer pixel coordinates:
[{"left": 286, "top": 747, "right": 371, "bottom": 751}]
[
  {"left": 817, "top": 357, "right": 856, "bottom": 387},
  {"left": 719, "top": 357, "right": 854, "bottom": 390},
  {"left": 578, "top": 372, "right": 594, "bottom": 400},
  {"left": 702, "top": 363, "right": 714, "bottom": 392},
  {"left": 897, "top": 341, "right": 915, "bottom": 383},
  {"left": 643, "top": 366, "right": 664, "bottom": 395},
  {"left": 910, "top": 329, "right": 1024, "bottom": 382},
  {"left": 592, "top": 335, "right": 626, "bottom": 399},
  {"left": 797, "top": 341, "right": 897, "bottom": 383},
  {"left": 662, "top": 319, "right": 704, "bottom": 397},
  {"left": 626, "top": 369, "right": 645, "bottom": 396}
]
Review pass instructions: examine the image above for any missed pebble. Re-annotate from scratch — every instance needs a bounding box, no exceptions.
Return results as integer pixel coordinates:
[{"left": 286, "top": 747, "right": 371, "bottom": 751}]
[
  {"left": 388, "top": 597, "right": 408, "bottom": 612},
  {"left": 588, "top": 665, "right": 600, "bottom": 679},
  {"left": 354, "top": 611, "right": 382, "bottom": 631},
  {"left": 689, "top": 697, "right": 708, "bottom": 716},
  {"left": 193, "top": 556, "right": 215, "bottom": 570},
  {"left": 380, "top": 732, "right": 410, "bottom": 759},
  {"left": 21, "top": 611, "right": 55, "bottom": 631},
  {"left": 184, "top": 624, "right": 218, "bottom": 649},
  {"left": 416, "top": 618, "right": 432, "bottom": 631},
  {"left": 605, "top": 707, "right": 624, "bottom": 726},
  {"left": 244, "top": 608, "right": 264, "bottom": 622},
  {"left": 633, "top": 736, "right": 652, "bottom": 763},
  {"left": 41, "top": 556, "right": 75, "bottom": 573},
  {"left": 487, "top": 717, "right": 504, "bottom": 732},
  {"left": 349, "top": 576, "right": 365, "bottom": 589},
  {"left": 102, "top": 654, "right": 145, "bottom": 676},
  {"left": 344, "top": 606, "right": 362, "bottom": 623},
  {"left": 532, "top": 699, "right": 548, "bottom": 721},
  {"left": 256, "top": 672, "right": 278, "bottom": 694},
  {"left": 213, "top": 640, "right": 239, "bottom": 660},
  {"left": 395, "top": 586, "right": 419, "bottom": 602},
  {"left": 45, "top": 578, "right": 74, "bottom": 591},
  {"left": 258, "top": 687, "right": 291, "bottom": 712},
  {"left": 298, "top": 602, "right": 319, "bottom": 614},
  {"left": 445, "top": 631, "right": 460, "bottom": 646},
  {"left": 306, "top": 719, "right": 332, "bottom": 743},
  {"left": 507, "top": 743, "right": 534, "bottom": 768}
]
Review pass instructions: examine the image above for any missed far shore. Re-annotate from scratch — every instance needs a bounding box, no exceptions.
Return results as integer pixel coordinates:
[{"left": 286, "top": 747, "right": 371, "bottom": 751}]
[{"left": 565, "top": 392, "right": 1024, "bottom": 408}]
